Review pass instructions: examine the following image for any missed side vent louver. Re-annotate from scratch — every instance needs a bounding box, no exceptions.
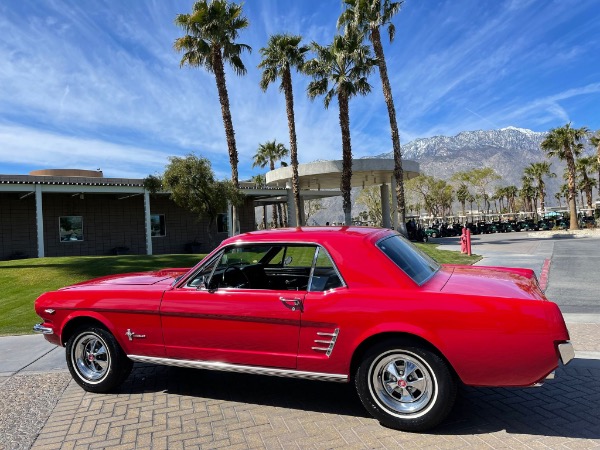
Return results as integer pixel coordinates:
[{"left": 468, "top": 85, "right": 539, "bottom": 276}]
[{"left": 311, "top": 328, "right": 340, "bottom": 357}]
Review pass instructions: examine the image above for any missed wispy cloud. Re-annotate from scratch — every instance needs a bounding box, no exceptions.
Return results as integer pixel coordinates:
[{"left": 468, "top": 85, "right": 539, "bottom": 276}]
[{"left": 0, "top": 0, "right": 599, "bottom": 179}]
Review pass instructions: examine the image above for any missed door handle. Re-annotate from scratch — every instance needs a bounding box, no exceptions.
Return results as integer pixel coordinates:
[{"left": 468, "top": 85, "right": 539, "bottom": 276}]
[{"left": 279, "top": 297, "right": 303, "bottom": 312}]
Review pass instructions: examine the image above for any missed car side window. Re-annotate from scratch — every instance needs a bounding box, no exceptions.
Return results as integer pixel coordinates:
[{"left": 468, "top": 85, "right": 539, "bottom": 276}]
[
  {"left": 309, "top": 247, "right": 344, "bottom": 292},
  {"left": 187, "top": 244, "right": 318, "bottom": 291},
  {"left": 187, "top": 253, "right": 221, "bottom": 289}
]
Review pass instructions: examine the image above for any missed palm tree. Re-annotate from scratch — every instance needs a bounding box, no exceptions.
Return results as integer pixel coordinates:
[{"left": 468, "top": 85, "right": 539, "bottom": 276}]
[
  {"left": 554, "top": 192, "right": 562, "bottom": 209},
  {"left": 520, "top": 176, "right": 536, "bottom": 217},
  {"left": 252, "top": 140, "right": 289, "bottom": 227},
  {"left": 456, "top": 183, "right": 470, "bottom": 220},
  {"left": 541, "top": 123, "right": 589, "bottom": 229},
  {"left": 591, "top": 131, "right": 600, "bottom": 194},
  {"left": 174, "top": 0, "right": 251, "bottom": 234},
  {"left": 258, "top": 34, "right": 309, "bottom": 227},
  {"left": 305, "top": 28, "right": 376, "bottom": 225},
  {"left": 338, "top": 0, "right": 408, "bottom": 235},
  {"left": 523, "top": 161, "right": 556, "bottom": 216},
  {"left": 576, "top": 156, "right": 597, "bottom": 216},
  {"left": 505, "top": 185, "right": 518, "bottom": 213}
]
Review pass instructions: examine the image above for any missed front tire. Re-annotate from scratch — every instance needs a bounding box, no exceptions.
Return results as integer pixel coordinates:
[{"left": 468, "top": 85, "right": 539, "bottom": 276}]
[
  {"left": 355, "top": 340, "right": 457, "bottom": 432},
  {"left": 66, "top": 326, "right": 133, "bottom": 393}
]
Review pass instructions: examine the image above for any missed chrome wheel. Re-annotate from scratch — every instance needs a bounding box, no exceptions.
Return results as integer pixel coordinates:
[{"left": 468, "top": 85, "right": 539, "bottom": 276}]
[
  {"left": 71, "top": 332, "right": 110, "bottom": 383},
  {"left": 368, "top": 351, "right": 435, "bottom": 417}
]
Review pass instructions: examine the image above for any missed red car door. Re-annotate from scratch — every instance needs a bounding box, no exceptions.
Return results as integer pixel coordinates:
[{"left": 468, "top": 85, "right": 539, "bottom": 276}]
[{"left": 160, "top": 283, "right": 303, "bottom": 369}]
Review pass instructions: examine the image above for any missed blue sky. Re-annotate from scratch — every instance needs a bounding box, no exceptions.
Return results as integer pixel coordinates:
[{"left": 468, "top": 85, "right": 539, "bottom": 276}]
[{"left": 1, "top": 0, "right": 599, "bottom": 180}]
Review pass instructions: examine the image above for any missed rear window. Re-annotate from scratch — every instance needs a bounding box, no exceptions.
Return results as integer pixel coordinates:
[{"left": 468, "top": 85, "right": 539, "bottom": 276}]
[{"left": 376, "top": 234, "right": 440, "bottom": 285}]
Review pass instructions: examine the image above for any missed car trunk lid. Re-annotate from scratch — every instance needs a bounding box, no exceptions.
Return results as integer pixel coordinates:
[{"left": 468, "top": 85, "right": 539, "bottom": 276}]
[{"left": 439, "top": 264, "right": 546, "bottom": 300}]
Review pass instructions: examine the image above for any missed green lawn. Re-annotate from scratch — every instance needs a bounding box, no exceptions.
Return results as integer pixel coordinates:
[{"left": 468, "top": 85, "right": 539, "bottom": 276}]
[
  {"left": 0, "top": 245, "right": 479, "bottom": 336},
  {"left": 0, "top": 254, "right": 203, "bottom": 336}
]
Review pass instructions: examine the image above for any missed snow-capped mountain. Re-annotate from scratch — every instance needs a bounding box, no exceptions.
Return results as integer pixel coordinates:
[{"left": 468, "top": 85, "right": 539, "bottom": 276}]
[
  {"left": 309, "top": 127, "right": 563, "bottom": 225},
  {"left": 378, "top": 127, "right": 550, "bottom": 186}
]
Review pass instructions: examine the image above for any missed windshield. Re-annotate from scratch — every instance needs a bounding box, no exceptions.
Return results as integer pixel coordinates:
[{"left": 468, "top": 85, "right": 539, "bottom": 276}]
[{"left": 376, "top": 234, "right": 440, "bottom": 285}]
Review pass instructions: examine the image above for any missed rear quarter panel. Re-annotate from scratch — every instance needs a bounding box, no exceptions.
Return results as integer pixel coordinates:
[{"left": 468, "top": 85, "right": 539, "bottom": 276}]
[{"left": 299, "top": 285, "right": 564, "bottom": 387}]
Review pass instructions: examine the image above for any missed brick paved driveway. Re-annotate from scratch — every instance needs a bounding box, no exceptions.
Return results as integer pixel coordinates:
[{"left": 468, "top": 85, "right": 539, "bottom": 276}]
[{"left": 29, "top": 356, "right": 600, "bottom": 450}]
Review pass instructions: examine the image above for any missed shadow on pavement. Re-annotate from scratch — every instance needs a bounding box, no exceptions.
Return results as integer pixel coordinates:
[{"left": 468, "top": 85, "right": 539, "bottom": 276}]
[{"left": 118, "top": 363, "right": 599, "bottom": 439}]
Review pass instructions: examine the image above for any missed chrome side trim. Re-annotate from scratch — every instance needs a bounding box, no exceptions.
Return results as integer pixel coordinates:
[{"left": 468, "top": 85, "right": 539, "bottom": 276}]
[
  {"left": 311, "top": 328, "right": 340, "bottom": 357},
  {"left": 128, "top": 355, "right": 348, "bottom": 383},
  {"left": 558, "top": 342, "right": 575, "bottom": 365},
  {"left": 33, "top": 323, "right": 53, "bottom": 335}
]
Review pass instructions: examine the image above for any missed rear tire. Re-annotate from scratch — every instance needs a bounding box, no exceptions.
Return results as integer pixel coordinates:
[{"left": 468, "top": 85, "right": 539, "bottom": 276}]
[
  {"left": 355, "top": 340, "right": 457, "bottom": 432},
  {"left": 66, "top": 326, "right": 133, "bottom": 393}
]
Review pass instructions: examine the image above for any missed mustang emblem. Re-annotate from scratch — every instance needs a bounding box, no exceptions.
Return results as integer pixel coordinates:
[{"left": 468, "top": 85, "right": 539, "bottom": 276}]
[{"left": 125, "top": 329, "right": 146, "bottom": 341}]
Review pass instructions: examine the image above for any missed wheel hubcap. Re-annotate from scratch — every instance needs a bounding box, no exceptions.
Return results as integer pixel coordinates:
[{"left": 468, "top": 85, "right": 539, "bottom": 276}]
[
  {"left": 370, "top": 352, "right": 434, "bottom": 416},
  {"left": 72, "top": 333, "right": 109, "bottom": 382}
]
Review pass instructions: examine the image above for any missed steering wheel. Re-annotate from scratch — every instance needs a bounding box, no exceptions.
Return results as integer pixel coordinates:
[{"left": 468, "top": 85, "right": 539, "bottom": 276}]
[{"left": 222, "top": 266, "right": 250, "bottom": 288}]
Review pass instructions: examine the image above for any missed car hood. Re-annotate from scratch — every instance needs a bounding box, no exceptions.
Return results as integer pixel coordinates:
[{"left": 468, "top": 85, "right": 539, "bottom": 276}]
[
  {"left": 439, "top": 265, "right": 546, "bottom": 300},
  {"left": 61, "top": 268, "right": 191, "bottom": 289}
]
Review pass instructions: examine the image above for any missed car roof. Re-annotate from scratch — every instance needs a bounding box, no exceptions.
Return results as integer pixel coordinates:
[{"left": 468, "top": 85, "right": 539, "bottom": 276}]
[{"left": 221, "top": 226, "right": 394, "bottom": 246}]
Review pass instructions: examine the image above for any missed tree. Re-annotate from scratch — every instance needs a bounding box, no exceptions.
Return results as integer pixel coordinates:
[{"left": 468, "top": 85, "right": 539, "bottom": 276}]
[
  {"left": 356, "top": 185, "right": 390, "bottom": 226},
  {"left": 455, "top": 183, "right": 470, "bottom": 220},
  {"left": 305, "top": 28, "right": 376, "bottom": 225},
  {"left": 576, "top": 156, "right": 597, "bottom": 216},
  {"left": 504, "top": 185, "right": 518, "bottom": 213},
  {"left": 591, "top": 131, "right": 600, "bottom": 194},
  {"left": 523, "top": 161, "right": 556, "bottom": 215},
  {"left": 338, "top": 0, "right": 408, "bottom": 236},
  {"left": 252, "top": 140, "right": 289, "bottom": 227},
  {"left": 259, "top": 34, "right": 309, "bottom": 226},
  {"left": 304, "top": 199, "right": 323, "bottom": 224},
  {"left": 520, "top": 176, "right": 536, "bottom": 217},
  {"left": 452, "top": 168, "right": 500, "bottom": 218},
  {"left": 174, "top": 0, "right": 250, "bottom": 234},
  {"left": 157, "top": 154, "right": 243, "bottom": 247},
  {"left": 406, "top": 175, "right": 453, "bottom": 219},
  {"left": 541, "top": 123, "right": 589, "bottom": 229}
]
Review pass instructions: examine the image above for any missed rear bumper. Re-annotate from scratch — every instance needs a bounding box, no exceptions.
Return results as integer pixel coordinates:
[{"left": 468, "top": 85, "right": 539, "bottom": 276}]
[
  {"left": 558, "top": 342, "right": 575, "bottom": 365},
  {"left": 33, "top": 323, "right": 53, "bottom": 335}
]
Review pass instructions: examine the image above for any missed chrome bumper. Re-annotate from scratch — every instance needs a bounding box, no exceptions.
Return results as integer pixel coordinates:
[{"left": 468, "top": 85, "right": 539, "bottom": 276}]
[
  {"left": 33, "top": 323, "right": 53, "bottom": 335},
  {"left": 558, "top": 342, "right": 575, "bottom": 365}
]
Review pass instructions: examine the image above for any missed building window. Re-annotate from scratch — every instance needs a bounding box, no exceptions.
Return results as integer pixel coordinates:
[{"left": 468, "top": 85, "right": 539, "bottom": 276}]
[
  {"left": 151, "top": 214, "right": 166, "bottom": 237},
  {"left": 59, "top": 216, "right": 83, "bottom": 242},
  {"left": 217, "top": 213, "right": 228, "bottom": 233}
]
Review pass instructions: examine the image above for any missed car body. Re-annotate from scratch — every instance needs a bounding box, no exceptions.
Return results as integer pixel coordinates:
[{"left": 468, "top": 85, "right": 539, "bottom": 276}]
[{"left": 34, "top": 227, "right": 573, "bottom": 431}]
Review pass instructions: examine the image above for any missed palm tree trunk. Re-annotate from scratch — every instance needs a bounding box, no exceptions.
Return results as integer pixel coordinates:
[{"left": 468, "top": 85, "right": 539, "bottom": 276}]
[
  {"left": 370, "top": 27, "right": 407, "bottom": 236},
  {"left": 212, "top": 48, "right": 239, "bottom": 234},
  {"left": 283, "top": 69, "right": 302, "bottom": 226},
  {"left": 338, "top": 92, "right": 353, "bottom": 226},
  {"left": 565, "top": 149, "right": 579, "bottom": 229}
]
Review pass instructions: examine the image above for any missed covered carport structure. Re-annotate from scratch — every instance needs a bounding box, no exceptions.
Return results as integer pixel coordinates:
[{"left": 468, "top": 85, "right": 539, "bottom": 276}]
[{"left": 265, "top": 158, "right": 420, "bottom": 228}]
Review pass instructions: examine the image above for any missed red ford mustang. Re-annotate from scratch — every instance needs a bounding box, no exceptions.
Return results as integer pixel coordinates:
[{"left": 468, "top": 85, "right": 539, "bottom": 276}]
[{"left": 34, "top": 227, "right": 574, "bottom": 431}]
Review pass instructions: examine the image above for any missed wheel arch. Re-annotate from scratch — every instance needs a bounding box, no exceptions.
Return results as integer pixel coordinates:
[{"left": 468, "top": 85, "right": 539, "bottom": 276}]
[
  {"left": 349, "top": 332, "right": 460, "bottom": 383},
  {"left": 60, "top": 314, "right": 113, "bottom": 347}
]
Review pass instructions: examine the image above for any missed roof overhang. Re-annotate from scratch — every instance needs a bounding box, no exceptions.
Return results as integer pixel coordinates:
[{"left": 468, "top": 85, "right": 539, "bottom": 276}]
[{"left": 265, "top": 158, "right": 420, "bottom": 190}]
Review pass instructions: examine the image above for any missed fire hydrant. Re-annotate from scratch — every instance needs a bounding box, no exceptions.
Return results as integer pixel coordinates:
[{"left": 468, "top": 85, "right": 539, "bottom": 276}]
[{"left": 461, "top": 227, "right": 472, "bottom": 256}]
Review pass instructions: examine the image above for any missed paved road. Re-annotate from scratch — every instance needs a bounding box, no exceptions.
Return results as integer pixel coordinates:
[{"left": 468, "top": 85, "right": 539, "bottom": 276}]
[
  {"left": 437, "top": 231, "right": 600, "bottom": 314},
  {"left": 2, "top": 231, "right": 600, "bottom": 449},
  {"left": 545, "top": 238, "right": 600, "bottom": 313}
]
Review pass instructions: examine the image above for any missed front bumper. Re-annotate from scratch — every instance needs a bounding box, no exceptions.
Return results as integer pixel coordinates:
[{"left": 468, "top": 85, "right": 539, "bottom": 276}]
[
  {"left": 558, "top": 341, "right": 575, "bottom": 365},
  {"left": 33, "top": 323, "right": 53, "bottom": 335}
]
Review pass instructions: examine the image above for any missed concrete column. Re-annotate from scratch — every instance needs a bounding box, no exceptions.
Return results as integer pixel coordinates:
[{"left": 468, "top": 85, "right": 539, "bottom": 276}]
[
  {"left": 286, "top": 185, "right": 296, "bottom": 227},
  {"left": 35, "top": 185, "right": 44, "bottom": 258},
  {"left": 391, "top": 176, "right": 398, "bottom": 230},
  {"left": 144, "top": 191, "right": 153, "bottom": 255},
  {"left": 381, "top": 183, "right": 391, "bottom": 228}
]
